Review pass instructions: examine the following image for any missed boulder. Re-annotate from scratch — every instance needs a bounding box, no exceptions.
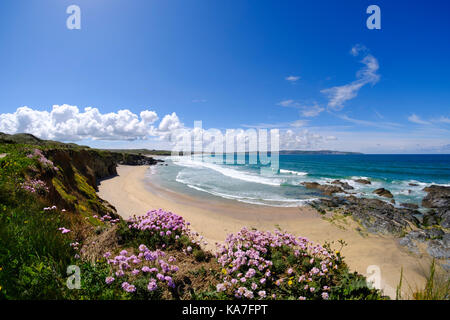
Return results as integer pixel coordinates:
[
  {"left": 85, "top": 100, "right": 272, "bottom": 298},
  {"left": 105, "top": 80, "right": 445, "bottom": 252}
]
[
  {"left": 354, "top": 178, "right": 371, "bottom": 185},
  {"left": 422, "top": 185, "right": 450, "bottom": 208},
  {"left": 373, "top": 188, "right": 394, "bottom": 199},
  {"left": 331, "top": 180, "right": 354, "bottom": 190},
  {"left": 301, "top": 182, "right": 344, "bottom": 196}
]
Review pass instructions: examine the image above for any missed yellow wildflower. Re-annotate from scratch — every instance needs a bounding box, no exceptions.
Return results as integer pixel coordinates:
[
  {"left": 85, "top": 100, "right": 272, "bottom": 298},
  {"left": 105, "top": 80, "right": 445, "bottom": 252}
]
[
  {"left": 288, "top": 280, "right": 293, "bottom": 286},
  {"left": 221, "top": 268, "right": 227, "bottom": 275}
]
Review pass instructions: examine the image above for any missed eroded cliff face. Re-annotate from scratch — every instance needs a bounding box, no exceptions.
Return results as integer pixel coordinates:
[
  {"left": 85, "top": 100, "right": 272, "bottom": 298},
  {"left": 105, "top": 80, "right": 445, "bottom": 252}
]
[{"left": 32, "top": 148, "right": 160, "bottom": 225}]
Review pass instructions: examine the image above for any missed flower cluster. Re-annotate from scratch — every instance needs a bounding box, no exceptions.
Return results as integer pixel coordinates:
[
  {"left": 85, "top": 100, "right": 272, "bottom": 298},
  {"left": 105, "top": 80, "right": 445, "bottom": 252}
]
[
  {"left": 215, "top": 227, "right": 341, "bottom": 300},
  {"left": 27, "top": 149, "right": 58, "bottom": 171},
  {"left": 58, "top": 227, "right": 71, "bottom": 234},
  {"left": 104, "top": 245, "right": 179, "bottom": 294},
  {"left": 96, "top": 214, "right": 120, "bottom": 225},
  {"left": 21, "top": 179, "right": 49, "bottom": 194},
  {"left": 125, "top": 209, "right": 195, "bottom": 247}
]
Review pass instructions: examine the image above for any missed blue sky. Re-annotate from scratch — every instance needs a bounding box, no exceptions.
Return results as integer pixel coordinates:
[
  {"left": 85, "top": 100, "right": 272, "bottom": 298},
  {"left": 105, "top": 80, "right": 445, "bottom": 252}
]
[{"left": 0, "top": 0, "right": 449, "bottom": 153}]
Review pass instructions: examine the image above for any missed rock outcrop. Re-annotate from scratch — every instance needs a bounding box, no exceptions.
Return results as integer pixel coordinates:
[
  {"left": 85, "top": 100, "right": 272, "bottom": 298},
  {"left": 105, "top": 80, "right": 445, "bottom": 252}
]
[
  {"left": 354, "top": 178, "right": 371, "bottom": 185},
  {"left": 373, "top": 188, "right": 394, "bottom": 199},
  {"left": 311, "top": 196, "right": 419, "bottom": 236},
  {"left": 331, "top": 180, "right": 354, "bottom": 190},
  {"left": 301, "top": 182, "right": 345, "bottom": 196},
  {"left": 422, "top": 185, "right": 450, "bottom": 208}
]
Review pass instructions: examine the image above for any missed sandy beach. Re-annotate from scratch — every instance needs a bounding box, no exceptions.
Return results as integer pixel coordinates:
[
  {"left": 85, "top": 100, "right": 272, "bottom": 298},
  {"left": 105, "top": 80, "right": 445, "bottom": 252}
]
[{"left": 98, "top": 165, "right": 431, "bottom": 298}]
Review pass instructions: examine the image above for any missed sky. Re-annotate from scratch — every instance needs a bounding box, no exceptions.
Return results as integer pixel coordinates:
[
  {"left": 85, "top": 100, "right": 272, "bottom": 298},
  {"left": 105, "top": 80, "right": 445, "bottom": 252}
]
[{"left": 0, "top": 0, "right": 449, "bottom": 153}]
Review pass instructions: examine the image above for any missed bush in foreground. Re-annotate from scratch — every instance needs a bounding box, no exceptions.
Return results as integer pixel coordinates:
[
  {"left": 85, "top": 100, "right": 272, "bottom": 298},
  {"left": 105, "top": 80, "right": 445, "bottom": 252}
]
[{"left": 213, "top": 227, "right": 384, "bottom": 300}]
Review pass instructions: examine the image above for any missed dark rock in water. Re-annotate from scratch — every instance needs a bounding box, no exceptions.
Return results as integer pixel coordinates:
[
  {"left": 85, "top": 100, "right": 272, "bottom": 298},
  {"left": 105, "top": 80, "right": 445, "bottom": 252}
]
[
  {"left": 422, "top": 185, "right": 450, "bottom": 208},
  {"left": 373, "top": 188, "right": 394, "bottom": 199},
  {"left": 409, "top": 183, "right": 419, "bottom": 187},
  {"left": 301, "top": 182, "right": 345, "bottom": 196},
  {"left": 400, "top": 203, "right": 419, "bottom": 209},
  {"left": 354, "top": 178, "right": 371, "bottom": 185},
  {"left": 331, "top": 180, "right": 354, "bottom": 190},
  {"left": 427, "top": 240, "right": 450, "bottom": 259}
]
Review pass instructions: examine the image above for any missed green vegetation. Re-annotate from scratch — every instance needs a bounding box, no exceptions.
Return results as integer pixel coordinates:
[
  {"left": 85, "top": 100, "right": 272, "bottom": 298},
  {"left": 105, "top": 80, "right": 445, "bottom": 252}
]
[{"left": 395, "top": 260, "right": 449, "bottom": 300}]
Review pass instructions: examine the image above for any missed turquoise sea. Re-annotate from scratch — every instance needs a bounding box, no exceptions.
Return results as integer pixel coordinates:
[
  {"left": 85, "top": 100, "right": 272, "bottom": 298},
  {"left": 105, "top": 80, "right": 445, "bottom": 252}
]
[{"left": 147, "top": 154, "right": 450, "bottom": 208}]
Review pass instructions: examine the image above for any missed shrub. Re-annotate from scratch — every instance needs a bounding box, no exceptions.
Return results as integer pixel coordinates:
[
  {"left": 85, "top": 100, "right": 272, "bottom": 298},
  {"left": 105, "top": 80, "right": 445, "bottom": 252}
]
[
  {"left": 214, "top": 227, "right": 384, "bottom": 300},
  {"left": 118, "top": 209, "right": 201, "bottom": 250},
  {"left": 102, "top": 246, "right": 178, "bottom": 299}
]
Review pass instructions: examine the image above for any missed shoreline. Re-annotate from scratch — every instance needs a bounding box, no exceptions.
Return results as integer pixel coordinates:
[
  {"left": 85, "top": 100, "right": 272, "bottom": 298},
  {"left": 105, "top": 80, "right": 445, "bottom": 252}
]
[{"left": 98, "top": 165, "right": 430, "bottom": 298}]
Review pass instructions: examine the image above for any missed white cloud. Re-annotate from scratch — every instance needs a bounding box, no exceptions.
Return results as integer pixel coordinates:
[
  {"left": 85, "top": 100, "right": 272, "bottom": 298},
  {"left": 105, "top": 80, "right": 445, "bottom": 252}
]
[
  {"left": 350, "top": 44, "right": 367, "bottom": 56},
  {"left": 321, "top": 46, "right": 380, "bottom": 110},
  {"left": 300, "top": 104, "right": 325, "bottom": 117},
  {"left": 280, "top": 129, "right": 332, "bottom": 150},
  {"left": 338, "top": 114, "right": 401, "bottom": 129},
  {"left": 0, "top": 105, "right": 160, "bottom": 141},
  {"left": 277, "top": 99, "right": 296, "bottom": 107},
  {"left": 290, "top": 120, "right": 308, "bottom": 127},
  {"left": 437, "top": 116, "right": 450, "bottom": 124},
  {"left": 408, "top": 114, "right": 430, "bottom": 125},
  {"left": 158, "top": 112, "right": 182, "bottom": 132},
  {"left": 277, "top": 100, "right": 324, "bottom": 117},
  {"left": 285, "top": 75, "right": 300, "bottom": 82}
]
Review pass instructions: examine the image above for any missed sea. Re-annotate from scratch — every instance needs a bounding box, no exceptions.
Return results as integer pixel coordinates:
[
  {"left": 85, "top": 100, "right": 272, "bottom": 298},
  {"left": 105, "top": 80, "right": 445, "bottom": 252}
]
[{"left": 146, "top": 154, "right": 450, "bottom": 208}]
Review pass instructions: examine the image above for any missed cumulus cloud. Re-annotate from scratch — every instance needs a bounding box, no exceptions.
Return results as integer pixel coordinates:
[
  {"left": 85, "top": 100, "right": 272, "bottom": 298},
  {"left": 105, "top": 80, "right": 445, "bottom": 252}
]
[
  {"left": 321, "top": 45, "right": 380, "bottom": 110},
  {"left": 280, "top": 129, "right": 335, "bottom": 150},
  {"left": 0, "top": 105, "right": 159, "bottom": 141},
  {"left": 408, "top": 114, "right": 430, "bottom": 125},
  {"left": 0, "top": 104, "right": 337, "bottom": 152}
]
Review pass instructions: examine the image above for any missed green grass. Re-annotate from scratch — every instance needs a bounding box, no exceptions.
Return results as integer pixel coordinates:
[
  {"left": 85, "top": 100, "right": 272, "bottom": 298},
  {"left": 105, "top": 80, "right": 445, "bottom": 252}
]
[{"left": 0, "top": 183, "right": 74, "bottom": 299}]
